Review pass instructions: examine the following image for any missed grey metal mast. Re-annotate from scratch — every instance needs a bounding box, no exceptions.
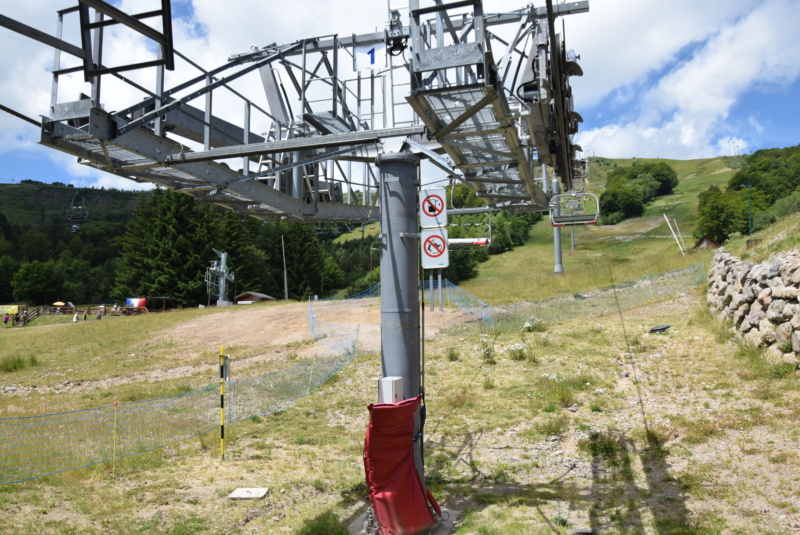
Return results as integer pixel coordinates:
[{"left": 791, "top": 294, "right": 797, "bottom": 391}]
[{"left": 376, "top": 151, "right": 425, "bottom": 484}]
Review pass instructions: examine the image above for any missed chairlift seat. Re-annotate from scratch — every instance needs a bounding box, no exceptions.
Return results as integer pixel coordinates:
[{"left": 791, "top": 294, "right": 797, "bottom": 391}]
[{"left": 550, "top": 192, "right": 599, "bottom": 227}]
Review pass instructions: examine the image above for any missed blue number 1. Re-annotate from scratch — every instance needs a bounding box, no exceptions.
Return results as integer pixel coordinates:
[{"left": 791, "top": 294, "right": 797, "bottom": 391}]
[{"left": 368, "top": 48, "right": 375, "bottom": 65}]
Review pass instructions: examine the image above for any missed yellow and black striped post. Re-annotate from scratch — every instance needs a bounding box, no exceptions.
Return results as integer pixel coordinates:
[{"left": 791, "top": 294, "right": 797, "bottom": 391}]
[{"left": 219, "top": 346, "right": 225, "bottom": 460}]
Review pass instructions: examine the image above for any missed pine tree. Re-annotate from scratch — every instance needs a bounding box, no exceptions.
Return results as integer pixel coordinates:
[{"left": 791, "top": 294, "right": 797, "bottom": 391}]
[
  {"left": 112, "top": 189, "right": 216, "bottom": 306},
  {"left": 281, "top": 223, "right": 325, "bottom": 298},
  {"left": 216, "top": 210, "right": 269, "bottom": 297},
  {"left": 112, "top": 190, "right": 160, "bottom": 301}
]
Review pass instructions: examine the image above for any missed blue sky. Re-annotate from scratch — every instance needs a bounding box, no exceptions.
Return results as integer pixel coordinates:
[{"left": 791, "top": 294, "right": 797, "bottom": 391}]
[{"left": 0, "top": 0, "right": 798, "bottom": 190}]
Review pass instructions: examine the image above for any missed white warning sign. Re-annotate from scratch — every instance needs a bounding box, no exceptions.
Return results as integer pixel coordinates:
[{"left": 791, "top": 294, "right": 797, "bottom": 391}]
[
  {"left": 420, "top": 188, "right": 447, "bottom": 228},
  {"left": 421, "top": 228, "right": 449, "bottom": 270}
]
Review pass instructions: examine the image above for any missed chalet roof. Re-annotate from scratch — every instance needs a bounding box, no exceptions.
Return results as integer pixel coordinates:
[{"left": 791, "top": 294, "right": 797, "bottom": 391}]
[{"left": 235, "top": 291, "right": 276, "bottom": 300}]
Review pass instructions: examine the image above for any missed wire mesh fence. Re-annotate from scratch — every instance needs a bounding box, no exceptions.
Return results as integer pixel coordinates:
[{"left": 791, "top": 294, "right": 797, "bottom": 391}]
[
  {"left": 0, "top": 347, "right": 360, "bottom": 485},
  {"left": 479, "top": 263, "right": 707, "bottom": 334},
  {"left": 1, "top": 263, "right": 704, "bottom": 485},
  {"left": 308, "top": 263, "right": 707, "bottom": 339}
]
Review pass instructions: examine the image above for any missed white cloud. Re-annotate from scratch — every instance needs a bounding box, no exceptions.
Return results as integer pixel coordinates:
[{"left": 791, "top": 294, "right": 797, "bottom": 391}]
[
  {"left": 575, "top": 0, "right": 800, "bottom": 159},
  {"left": 2, "top": 0, "right": 800, "bottom": 183}
]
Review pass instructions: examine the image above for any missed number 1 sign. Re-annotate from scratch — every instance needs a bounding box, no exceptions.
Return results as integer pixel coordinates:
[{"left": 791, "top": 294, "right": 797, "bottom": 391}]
[{"left": 355, "top": 42, "right": 386, "bottom": 71}]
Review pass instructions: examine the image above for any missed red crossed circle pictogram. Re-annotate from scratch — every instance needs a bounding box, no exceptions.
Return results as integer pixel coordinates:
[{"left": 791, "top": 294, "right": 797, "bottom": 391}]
[
  {"left": 422, "top": 194, "right": 445, "bottom": 217},
  {"left": 423, "top": 235, "right": 446, "bottom": 258}
]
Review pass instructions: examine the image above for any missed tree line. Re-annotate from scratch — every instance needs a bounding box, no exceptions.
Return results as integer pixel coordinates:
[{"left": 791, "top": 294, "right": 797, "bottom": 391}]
[
  {"left": 2, "top": 184, "right": 542, "bottom": 307},
  {"left": 694, "top": 145, "right": 800, "bottom": 243},
  {"left": 598, "top": 161, "right": 679, "bottom": 224}
]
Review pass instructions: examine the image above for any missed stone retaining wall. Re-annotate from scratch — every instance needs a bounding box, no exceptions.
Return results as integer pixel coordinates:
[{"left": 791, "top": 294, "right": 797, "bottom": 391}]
[{"left": 707, "top": 248, "right": 800, "bottom": 361}]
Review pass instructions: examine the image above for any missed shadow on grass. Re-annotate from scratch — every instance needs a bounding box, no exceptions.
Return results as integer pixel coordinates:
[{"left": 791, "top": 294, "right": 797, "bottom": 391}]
[
  {"left": 405, "top": 426, "right": 701, "bottom": 534},
  {"left": 294, "top": 509, "right": 351, "bottom": 535},
  {"left": 584, "top": 428, "right": 700, "bottom": 534}
]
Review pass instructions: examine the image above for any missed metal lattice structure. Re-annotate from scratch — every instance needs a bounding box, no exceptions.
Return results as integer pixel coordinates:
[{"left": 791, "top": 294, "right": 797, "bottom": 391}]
[{"left": 1, "top": 0, "right": 588, "bottom": 221}]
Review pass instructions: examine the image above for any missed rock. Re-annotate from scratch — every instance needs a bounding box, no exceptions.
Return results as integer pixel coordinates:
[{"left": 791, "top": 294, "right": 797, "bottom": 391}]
[
  {"left": 746, "top": 307, "right": 766, "bottom": 329},
  {"left": 758, "top": 288, "right": 773, "bottom": 307},
  {"left": 733, "top": 302, "right": 751, "bottom": 327},
  {"left": 780, "top": 286, "right": 799, "bottom": 300},
  {"left": 566, "top": 404, "right": 578, "bottom": 413},
  {"left": 743, "top": 329, "right": 764, "bottom": 348},
  {"left": 741, "top": 282, "right": 757, "bottom": 303},
  {"left": 767, "top": 260, "right": 782, "bottom": 279},
  {"left": 749, "top": 263, "right": 769, "bottom": 283},
  {"left": 782, "top": 302, "right": 799, "bottom": 321},
  {"left": 620, "top": 371, "right": 630, "bottom": 378},
  {"left": 759, "top": 319, "right": 777, "bottom": 344},
  {"left": 793, "top": 331, "right": 800, "bottom": 353},
  {"left": 767, "top": 299, "right": 789, "bottom": 322},
  {"left": 776, "top": 322, "right": 794, "bottom": 344}
]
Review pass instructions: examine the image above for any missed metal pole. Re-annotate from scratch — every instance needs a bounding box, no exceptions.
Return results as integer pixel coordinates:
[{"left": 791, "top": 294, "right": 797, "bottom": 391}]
[
  {"left": 376, "top": 151, "right": 425, "bottom": 486},
  {"left": 550, "top": 167, "right": 564, "bottom": 275},
  {"left": 90, "top": 11, "right": 103, "bottom": 106},
  {"left": 242, "top": 102, "right": 250, "bottom": 175},
  {"left": 429, "top": 271, "right": 434, "bottom": 312},
  {"left": 218, "top": 252, "right": 228, "bottom": 305},
  {"left": 663, "top": 214, "right": 685, "bottom": 256},
  {"left": 438, "top": 269, "right": 443, "bottom": 312},
  {"left": 281, "top": 235, "right": 289, "bottom": 299}
]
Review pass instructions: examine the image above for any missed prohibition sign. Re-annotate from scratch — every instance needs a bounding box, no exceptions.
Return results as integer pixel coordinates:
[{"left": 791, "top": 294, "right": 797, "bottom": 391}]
[
  {"left": 424, "top": 235, "right": 446, "bottom": 258},
  {"left": 422, "top": 194, "right": 444, "bottom": 217}
]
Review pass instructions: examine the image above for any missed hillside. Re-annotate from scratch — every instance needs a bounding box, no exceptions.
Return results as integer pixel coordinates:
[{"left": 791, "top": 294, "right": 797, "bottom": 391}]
[
  {"left": 1, "top": 259, "right": 799, "bottom": 533},
  {"left": 0, "top": 182, "right": 143, "bottom": 227},
  {"left": 459, "top": 156, "right": 736, "bottom": 304},
  {"left": 0, "top": 158, "right": 752, "bottom": 305}
]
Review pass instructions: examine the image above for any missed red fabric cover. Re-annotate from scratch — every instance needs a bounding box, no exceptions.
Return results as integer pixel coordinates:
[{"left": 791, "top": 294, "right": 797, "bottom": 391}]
[{"left": 364, "top": 396, "right": 439, "bottom": 535}]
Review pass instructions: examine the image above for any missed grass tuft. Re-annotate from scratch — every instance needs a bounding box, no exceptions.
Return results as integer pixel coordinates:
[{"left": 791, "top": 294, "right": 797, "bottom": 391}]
[{"left": 0, "top": 354, "right": 38, "bottom": 373}]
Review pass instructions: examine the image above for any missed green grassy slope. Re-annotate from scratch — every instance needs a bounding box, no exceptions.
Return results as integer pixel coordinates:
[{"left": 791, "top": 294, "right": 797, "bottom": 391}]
[{"left": 460, "top": 156, "right": 734, "bottom": 304}]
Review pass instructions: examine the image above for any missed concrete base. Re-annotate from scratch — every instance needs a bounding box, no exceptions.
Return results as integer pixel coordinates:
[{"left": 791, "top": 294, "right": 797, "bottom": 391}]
[
  {"left": 227, "top": 487, "right": 268, "bottom": 500},
  {"left": 347, "top": 507, "right": 460, "bottom": 535}
]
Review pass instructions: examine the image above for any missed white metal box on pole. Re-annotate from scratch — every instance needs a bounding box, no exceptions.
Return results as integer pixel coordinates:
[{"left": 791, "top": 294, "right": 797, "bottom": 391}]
[{"left": 378, "top": 376, "right": 404, "bottom": 404}]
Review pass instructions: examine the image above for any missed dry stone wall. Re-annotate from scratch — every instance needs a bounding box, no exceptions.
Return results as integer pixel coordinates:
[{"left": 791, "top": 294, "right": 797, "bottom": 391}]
[{"left": 707, "top": 248, "right": 800, "bottom": 361}]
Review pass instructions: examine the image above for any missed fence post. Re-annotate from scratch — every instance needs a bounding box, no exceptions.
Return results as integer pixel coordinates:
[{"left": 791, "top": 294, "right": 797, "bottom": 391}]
[
  {"left": 219, "top": 346, "right": 225, "bottom": 461},
  {"left": 306, "top": 353, "right": 318, "bottom": 395},
  {"left": 112, "top": 401, "right": 118, "bottom": 474}
]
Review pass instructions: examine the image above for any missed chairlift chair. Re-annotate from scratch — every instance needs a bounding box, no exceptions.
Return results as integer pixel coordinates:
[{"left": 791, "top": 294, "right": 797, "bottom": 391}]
[
  {"left": 549, "top": 192, "right": 599, "bottom": 227},
  {"left": 66, "top": 194, "right": 88, "bottom": 232}
]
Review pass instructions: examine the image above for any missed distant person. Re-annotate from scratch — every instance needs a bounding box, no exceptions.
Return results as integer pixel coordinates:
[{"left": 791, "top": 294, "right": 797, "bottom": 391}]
[
  {"left": 2, "top": 313, "right": 8, "bottom": 328},
  {"left": 83, "top": 310, "right": 88, "bottom": 322},
  {"left": 73, "top": 312, "right": 79, "bottom": 323}
]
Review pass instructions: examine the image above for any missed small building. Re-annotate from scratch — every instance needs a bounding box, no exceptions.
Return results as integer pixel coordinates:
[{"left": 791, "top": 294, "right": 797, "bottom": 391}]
[
  {"left": 693, "top": 236, "right": 720, "bottom": 250},
  {"left": 235, "top": 291, "right": 276, "bottom": 304}
]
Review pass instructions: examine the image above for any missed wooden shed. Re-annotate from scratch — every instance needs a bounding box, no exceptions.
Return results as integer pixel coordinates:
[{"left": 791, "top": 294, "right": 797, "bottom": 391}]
[
  {"left": 693, "top": 236, "right": 720, "bottom": 250},
  {"left": 235, "top": 291, "right": 276, "bottom": 304}
]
